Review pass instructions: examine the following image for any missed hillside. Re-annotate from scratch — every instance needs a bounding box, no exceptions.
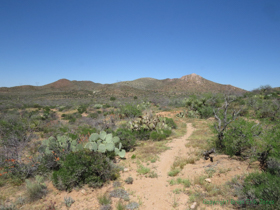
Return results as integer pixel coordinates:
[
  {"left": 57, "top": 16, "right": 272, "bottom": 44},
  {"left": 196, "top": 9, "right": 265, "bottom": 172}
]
[{"left": 0, "top": 73, "right": 247, "bottom": 96}]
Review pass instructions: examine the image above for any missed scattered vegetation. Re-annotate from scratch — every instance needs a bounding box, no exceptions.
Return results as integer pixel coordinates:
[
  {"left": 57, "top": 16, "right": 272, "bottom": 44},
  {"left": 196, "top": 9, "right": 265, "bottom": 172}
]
[{"left": 1, "top": 83, "right": 280, "bottom": 209}]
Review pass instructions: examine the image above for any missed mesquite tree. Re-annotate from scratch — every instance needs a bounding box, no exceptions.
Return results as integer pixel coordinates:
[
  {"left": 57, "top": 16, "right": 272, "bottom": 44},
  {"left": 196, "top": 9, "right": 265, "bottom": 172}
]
[{"left": 213, "top": 95, "right": 243, "bottom": 149}]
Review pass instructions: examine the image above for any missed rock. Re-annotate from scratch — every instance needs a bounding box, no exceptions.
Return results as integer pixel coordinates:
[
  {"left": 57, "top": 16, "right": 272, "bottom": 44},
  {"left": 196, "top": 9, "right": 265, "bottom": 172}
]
[
  {"left": 124, "top": 168, "right": 129, "bottom": 172},
  {"left": 81, "top": 189, "right": 87, "bottom": 195},
  {"left": 190, "top": 202, "right": 197, "bottom": 209},
  {"left": 237, "top": 167, "right": 241, "bottom": 170},
  {"left": 205, "top": 178, "right": 211, "bottom": 183}
]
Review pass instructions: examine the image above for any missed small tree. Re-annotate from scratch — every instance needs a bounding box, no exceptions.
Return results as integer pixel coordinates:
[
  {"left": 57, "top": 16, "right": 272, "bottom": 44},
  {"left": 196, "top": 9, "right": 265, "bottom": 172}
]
[{"left": 212, "top": 95, "right": 243, "bottom": 149}]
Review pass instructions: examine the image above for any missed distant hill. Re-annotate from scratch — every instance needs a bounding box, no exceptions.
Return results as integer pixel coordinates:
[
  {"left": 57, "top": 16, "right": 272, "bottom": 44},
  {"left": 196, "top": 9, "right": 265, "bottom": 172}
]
[
  {"left": 114, "top": 73, "right": 246, "bottom": 94},
  {"left": 0, "top": 73, "right": 247, "bottom": 96}
]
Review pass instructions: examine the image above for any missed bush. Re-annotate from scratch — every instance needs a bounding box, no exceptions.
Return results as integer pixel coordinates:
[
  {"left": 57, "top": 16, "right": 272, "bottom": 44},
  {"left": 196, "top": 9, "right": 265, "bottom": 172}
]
[
  {"left": 240, "top": 172, "right": 280, "bottom": 209},
  {"left": 25, "top": 176, "right": 47, "bottom": 201},
  {"left": 64, "top": 196, "right": 75, "bottom": 207},
  {"left": 110, "top": 189, "right": 129, "bottom": 200},
  {"left": 266, "top": 157, "right": 280, "bottom": 177},
  {"left": 215, "top": 118, "right": 261, "bottom": 157},
  {"left": 197, "top": 106, "right": 213, "bottom": 119},
  {"left": 126, "top": 202, "right": 139, "bottom": 210},
  {"left": 132, "top": 128, "right": 151, "bottom": 140},
  {"left": 77, "top": 105, "right": 88, "bottom": 114},
  {"left": 114, "top": 128, "right": 136, "bottom": 151},
  {"left": 88, "top": 112, "right": 98, "bottom": 119},
  {"left": 94, "top": 104, "right": 103, "bottom": 109},
  {"left": 165, "top": 117, "right": 177, "bottom": 129},
  {"left": 52, "top": 150, "right": 119, "bottom": 191},
  {"left": 77, "top": 126, "right": 97, "bottom": 136},
  {"left": 119, "top": 104, "right": 142, "bottom": 118},
  {"left": 150, "top": 129, "right": 171, "bottom": 141},
  {"left": 110, "top": 97, "right": 116, "bottom": 101},
  {"left": 125, "top": 177, "right": 133, "bottom": 184},
  {"left": 103, "top": 103, "right": 111, "bottom": 108}
]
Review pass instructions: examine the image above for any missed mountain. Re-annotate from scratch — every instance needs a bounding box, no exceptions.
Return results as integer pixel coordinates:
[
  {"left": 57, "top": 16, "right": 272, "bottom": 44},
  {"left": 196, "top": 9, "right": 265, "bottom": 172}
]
[
  {"left": 0, "top": 74, "right": 247, "bottom": 96},
  {"left": 113, "top": 73, "right": 246, "bottom": 94}
]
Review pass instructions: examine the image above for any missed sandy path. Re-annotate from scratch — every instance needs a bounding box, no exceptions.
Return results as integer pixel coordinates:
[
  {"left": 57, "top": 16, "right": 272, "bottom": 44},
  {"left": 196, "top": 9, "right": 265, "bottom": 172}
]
[{"left": 123, "top": 123, "right": 195, "bottom": 210}]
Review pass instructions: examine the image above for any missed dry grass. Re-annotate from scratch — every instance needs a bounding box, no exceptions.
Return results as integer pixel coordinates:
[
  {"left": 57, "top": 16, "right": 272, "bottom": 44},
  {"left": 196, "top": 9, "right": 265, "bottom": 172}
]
[
  {"left": 135, "top": 140, "right": 170, "bottom": 162},
  {"left": 185, "top": 120, "right": 213, "bottom": 151},
  {"left": 172, "top": 120, "right": 187, "bottom": 138},
  {"left": 172, "top": 156, "right": 196, "bottom": 169},
  {"left": 187, "top": 174, "right": 232, "bottom": 207}
]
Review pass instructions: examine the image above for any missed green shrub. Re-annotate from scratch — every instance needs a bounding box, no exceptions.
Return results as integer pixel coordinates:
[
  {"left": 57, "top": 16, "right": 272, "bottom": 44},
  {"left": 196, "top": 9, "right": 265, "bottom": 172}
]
[
  {"left": 266, "top": 157, "right": 280, "bottom": 176},
  {"left": 150, "top": 129, "right": 171, "bottom": 141},
  {"left": 110, "top": 189, "right": 129, "bottom": 201},
  {"left": 110, "top": 97, "right": 116, "bottom": 101},
  {"left": 240, "top": 172, "right": 280, "bottom": 209},
  {"left": 134, "top": 96, "right": 137, "bottom": 100},
  {"left": 137, "top": 165, "right": 150, "bottom": 175},
  {"left": 168, "top": 169, "right": 180, "bottom": 177},
  {"left": 52, "top": 150, "right": 119, "bottom": 191},
  {"left": 73, "top": 112, "right": 82, "bottom": 118},
  {"left": 58, "top": 106, "right": 66, "bottom": 111},
  {"left": 64, "top": 196, "right": 75, "bottom": 207},
  {"left": 133, "top": 128, "right": 151, "bottom": 140},
  {"left": 216, "top": 118, "right": 261, "bottom": 157},
  {"left": 114, "top": 128, "right": 136, "bottom": 151},
  {"left": 119, "top": 104, "right": 142, "bottom": 118},
  {"left": 126, "top": 202, "right": 139, "bottom": 210},
  {"left": 43, "top": 106, "right": 51, "bottom": 113},
  {"left": 98, "top": 193, "right": 111, "bottom": 205},
  {"left": 165, "top": 117, "right": 177, "bottom": 129},
  {"left": 125, "top": 177, "right": 133, "bottom": 184},
  {"left": 77, "top": 126, "right": 97, "bottom": 136},
  {"left": 32, "top": 104, "right": 42, "bottom": 109},
  {"left": 88, "top": 112, "right": 98, "bottom": 119},
  {"left": 94, "top": 104, "right": 103, "bottom": 109},
  {"left": 77, "top": 105, "right": 88, "bottom": 114},
  {"left": 25, "top": 176, "right": 47, "bottom": 201},
  {"left": 59, "top": 125, "right": 69, "bottom": 133},
  {"left": 61, "top": 113, "right": 81, "bottom": 122},
  {"left": 197, "top": 106, "right": 214, "bottom": 119}
]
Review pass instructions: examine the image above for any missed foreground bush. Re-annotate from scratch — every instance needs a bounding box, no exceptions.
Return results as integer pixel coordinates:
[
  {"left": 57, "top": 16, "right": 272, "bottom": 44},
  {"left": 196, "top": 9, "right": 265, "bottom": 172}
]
[
  {"left": 25, "top": 175, "right": 47, "bottom": 201},
  {"left": 114, "top": 128, "right": 136, "bottom": 151},
  {"left": 239, "top": 172, "right": 280, "bottom": 209},
  {"left": 150, "top": 129, "right": 172, "bottom": 141},
  {"left": 165, "top": 117, "right": 177, "bottom": 129},
  {"left": 52, "top": 150, "right": 119, "bottom": 191},
  {"left": 119, "top": 104, "right": 142, "bottom": 118},
  {"left": 221, "top": 118, "right": 261, "bottom": 157},
  {"left": 132, "top": 128, "right": 151, "bottom": 140}
]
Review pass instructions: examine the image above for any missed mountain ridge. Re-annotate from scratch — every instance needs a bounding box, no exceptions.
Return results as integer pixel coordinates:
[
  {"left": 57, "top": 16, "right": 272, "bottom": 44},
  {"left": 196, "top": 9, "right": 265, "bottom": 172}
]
[{"left": 0, "top": 73, "right": 247, "bottom": 95}]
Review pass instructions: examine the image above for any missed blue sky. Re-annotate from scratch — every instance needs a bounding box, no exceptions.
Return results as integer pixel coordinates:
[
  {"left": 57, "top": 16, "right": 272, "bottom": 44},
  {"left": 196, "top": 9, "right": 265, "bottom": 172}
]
[{"left": 0, "top": 0, "right": 279, "bottom": 91}]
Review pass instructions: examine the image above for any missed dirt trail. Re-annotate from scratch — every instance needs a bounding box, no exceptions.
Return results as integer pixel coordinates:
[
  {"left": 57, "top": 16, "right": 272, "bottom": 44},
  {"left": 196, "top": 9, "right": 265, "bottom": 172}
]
[{"left": 122, "top": 123, "right": 195, "bottom": 210}]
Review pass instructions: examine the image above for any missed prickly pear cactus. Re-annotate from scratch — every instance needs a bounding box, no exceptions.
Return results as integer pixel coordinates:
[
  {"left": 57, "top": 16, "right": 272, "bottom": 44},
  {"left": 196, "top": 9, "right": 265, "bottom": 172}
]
[
  {"left": 84, "top": 131, "right": 126, "bottom": 158},
  {"left": 176, "top": 111, "right": 186, "bottom": 118},
  {"left": 127, "top": 113, "right": 171, "bottom": 131},
  {"left": 40, "top": 135, "right": 83, "bottom": 155}
]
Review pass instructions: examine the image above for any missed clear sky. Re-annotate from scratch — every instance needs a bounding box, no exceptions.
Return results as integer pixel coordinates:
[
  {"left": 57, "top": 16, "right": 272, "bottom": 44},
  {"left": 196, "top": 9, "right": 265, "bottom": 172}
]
[{"left": 0, "top": 0, "right": 279, "bottom": 91}]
